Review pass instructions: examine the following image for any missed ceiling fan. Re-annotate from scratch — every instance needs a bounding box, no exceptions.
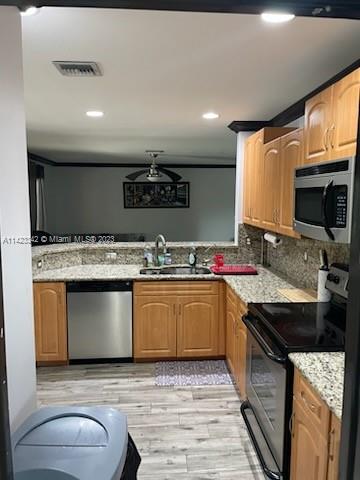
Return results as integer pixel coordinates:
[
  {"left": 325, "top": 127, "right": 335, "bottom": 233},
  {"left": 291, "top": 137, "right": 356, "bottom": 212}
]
[{"left": 125, "top": 151, "right": 182, "bottom": 183}]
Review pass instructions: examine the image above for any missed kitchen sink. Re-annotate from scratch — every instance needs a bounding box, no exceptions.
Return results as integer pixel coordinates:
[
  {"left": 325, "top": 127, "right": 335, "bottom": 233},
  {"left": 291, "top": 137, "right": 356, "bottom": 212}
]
[{"left": 140, "top": 265, "right": 212, "bottom": 275}]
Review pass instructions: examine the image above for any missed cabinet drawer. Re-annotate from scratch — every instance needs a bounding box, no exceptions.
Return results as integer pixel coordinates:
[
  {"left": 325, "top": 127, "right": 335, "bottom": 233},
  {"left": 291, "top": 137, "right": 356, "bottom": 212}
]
[
  {"left": 294, "top": 369, "right": 330, "bottom": 438},
  {"left": 134, "top": 281, "right": 219, "bottom": 296}
]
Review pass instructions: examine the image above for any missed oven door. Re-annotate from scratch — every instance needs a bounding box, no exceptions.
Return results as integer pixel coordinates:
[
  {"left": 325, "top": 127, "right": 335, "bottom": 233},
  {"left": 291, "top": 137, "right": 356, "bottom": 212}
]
[
  {"left": 243, "top": 315, "right": 287, "bottom": 474},
  {"left": 293, "top": 162, "right": 353, "bottom": 244}
]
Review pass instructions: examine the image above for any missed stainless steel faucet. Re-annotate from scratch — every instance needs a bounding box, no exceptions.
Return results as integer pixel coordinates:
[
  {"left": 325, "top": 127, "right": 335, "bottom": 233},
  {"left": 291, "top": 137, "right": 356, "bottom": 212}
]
[{"left": 154, "top": 234, "right": 167, "bottom": 266}]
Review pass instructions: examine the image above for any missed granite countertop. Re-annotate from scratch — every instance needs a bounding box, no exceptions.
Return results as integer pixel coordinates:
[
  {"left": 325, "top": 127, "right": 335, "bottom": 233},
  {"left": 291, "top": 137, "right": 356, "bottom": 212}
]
[
  {"left": 33, "top": 264, "right": 296, "bottom": 304},
  {"left": 289, "top": 352, "right": 345, "bottom": 420},
  {"left": 32, "top": 241, "right": 236, "bottom": 258}
]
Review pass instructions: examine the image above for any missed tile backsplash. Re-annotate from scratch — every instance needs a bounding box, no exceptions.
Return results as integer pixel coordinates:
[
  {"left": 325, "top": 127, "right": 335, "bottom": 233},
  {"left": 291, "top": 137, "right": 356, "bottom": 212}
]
[{"left": 264, "top": 230, "right": 349, "bottom": 290}]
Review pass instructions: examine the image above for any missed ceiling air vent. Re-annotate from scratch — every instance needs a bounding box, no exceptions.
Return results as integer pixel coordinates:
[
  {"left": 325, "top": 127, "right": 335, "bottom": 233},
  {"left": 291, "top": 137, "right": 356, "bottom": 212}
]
[{"left": 53, "top": 61, "right": 102, "bottom": 77}]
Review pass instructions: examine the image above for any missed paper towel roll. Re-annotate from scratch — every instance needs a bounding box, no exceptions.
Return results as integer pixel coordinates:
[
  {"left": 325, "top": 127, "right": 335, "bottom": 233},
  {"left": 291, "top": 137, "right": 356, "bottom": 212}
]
[
  {"left": 264, "top": 232, "right": 282, "bottom": 248},
  {"left": 317, "top": 269, "right": 331, "bottom": 302}
]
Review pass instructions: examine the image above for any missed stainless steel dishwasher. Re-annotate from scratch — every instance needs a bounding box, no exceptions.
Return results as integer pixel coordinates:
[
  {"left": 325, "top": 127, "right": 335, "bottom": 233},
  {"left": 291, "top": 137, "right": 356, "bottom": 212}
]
[{"left": 67, "top": 281, "right": 132, "bottom": 361}]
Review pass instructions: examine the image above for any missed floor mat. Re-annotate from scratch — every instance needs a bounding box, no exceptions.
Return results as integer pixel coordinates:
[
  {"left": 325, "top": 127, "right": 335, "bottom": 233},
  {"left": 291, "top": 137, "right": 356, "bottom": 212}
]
[{"left": 155, "top": 360, "right": 233, "bottom": 387}]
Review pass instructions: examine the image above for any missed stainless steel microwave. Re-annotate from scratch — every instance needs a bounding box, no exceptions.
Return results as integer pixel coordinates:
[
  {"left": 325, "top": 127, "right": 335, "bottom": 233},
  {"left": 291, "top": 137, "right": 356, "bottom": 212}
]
[{"left": 294, "top": 157, "right": 355, "bottom": 244}]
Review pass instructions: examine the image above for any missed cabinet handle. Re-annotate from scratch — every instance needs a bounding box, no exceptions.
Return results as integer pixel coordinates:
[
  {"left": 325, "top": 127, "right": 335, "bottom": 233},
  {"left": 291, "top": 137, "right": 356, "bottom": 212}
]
[
  {"left": 178, "top": 304, "right": 181, "bottom": 317},
  {"left": 330, "top": 124, "right": 335, "bottom": 149},
  {"left": 329, "top": 427, "right": 336, "bottom": 461},
  {"left": 173, "top": 303, "right": 176, "bottom": 316},
  {"left": 289, "top": 411, "right": 295, "bottom": 437},
  {"left": 323, "top": 127, "right": 329, "bottom": 151}
]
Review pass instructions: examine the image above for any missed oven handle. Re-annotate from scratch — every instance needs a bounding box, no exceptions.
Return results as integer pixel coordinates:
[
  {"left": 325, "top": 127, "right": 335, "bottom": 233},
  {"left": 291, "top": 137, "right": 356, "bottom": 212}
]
[
  {"left": 240, "top": 401, "right": 282, "bottom": 480},
  {"left": 322, "top": 179, "right": 335, "bottom": 241},
  {"left": 243, "top": 316, "right": 286, "bottom": 364}
]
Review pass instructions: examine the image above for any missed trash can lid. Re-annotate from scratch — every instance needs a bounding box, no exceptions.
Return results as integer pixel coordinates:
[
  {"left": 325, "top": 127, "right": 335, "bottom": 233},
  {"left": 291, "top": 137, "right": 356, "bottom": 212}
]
[
  {"left": 13, "top": 407, "right": 128, "bottom": 480},
  {"left": 18, "top": 415, "right": 108, "bottom": 447}
]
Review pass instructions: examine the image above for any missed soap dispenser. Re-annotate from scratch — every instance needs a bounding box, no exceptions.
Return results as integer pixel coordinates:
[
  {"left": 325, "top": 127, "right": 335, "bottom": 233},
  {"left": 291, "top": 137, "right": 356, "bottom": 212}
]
[{"left": 188, "top": 244, "right": 197, "bottom": 267}]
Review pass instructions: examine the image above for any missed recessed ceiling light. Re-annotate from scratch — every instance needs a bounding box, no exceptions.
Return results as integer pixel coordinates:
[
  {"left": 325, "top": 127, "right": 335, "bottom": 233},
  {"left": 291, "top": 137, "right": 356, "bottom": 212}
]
[
  {"left": 261, "top": 12, "right": 295, "bottom": 23},
  {"left": 86, "top": 111, "right": 104, "bottom": 118},
  {"left": 202, "top": 112, "right": 219, "bottom": 120},
  {"left": 20, "top": 6, "right": 39, "bottom": 17}
]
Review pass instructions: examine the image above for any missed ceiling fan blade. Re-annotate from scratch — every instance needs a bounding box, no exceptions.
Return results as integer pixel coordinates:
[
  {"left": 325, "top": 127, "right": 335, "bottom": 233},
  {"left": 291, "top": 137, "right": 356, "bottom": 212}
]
[
  {"left": 125, "top": 169, "right": 149, "bottom": 181},
  {"left": 158, "top": 167, "right": 182, "bottom": 182}
]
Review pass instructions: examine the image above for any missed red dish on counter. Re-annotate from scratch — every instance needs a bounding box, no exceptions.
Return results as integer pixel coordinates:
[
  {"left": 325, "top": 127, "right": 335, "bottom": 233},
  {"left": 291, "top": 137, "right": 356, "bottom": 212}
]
[{"left": 210, "top": 265, "right": 258, "bottom": 275}]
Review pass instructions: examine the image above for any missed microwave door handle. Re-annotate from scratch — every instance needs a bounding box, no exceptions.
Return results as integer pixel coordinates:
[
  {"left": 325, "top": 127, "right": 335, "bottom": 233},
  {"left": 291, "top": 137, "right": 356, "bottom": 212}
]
[{"left": 322, "top": 179, "right": 335, "bottom": 241}]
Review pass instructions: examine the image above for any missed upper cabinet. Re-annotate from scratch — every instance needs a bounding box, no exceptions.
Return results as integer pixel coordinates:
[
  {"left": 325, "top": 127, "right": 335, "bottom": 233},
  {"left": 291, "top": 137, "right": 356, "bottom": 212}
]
[
  {"left": 304, "top": 86, "right": 333, "bottom": 164},
  {"left": 278, "top": 129, "right": 303, "bottom": 238},
  {"left": 304, "top": 68, "right": 360, "bottom": 164},
  {"left": 262, "top": 138, "right": 281, "bottom": 232},
  {"left": 331, "top": 68, "right": 360, "bottom": 159},
  {"left": 243, "top": 128, "right": 302, "bottom": 238},
  {"left": 243, "top": 127, "right": 295, "bottom": 230}
]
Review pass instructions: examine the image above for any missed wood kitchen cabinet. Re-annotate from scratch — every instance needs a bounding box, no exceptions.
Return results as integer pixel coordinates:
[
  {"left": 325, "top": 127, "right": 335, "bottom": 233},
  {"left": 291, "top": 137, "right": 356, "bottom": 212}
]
[
  {"left": 133, "top": 296, "right": 177, "bottom": 358},
  {"left": 234, "top": 298, "right": 248, "bottom": 399},
  {"left": 278, "top": 129, "right": 303, "bottom": 238},
  {"left": 331, "top": 68, "right": 360, "bottom": 159},
  {"left": 260, "top": 129, "right": 303, "bottom": 238},
  {"left": 225, "top": 286, "right": 237, "bottom": 374},
  {"left": 243, "top": 127, "right": 295, "bottom": 229},
  {"left": 225, "top": 285, "right": 247, "bottom": 399},
  {"left": 327, "top": 413, "right": 341, "bottom": 480},
  {"left": 262, "top": 138, "right": 281, "bottom": 232},
  {"left": 33, "top": 282, "right": 68, "bottom": 364},
  {"left": 304, "top": 86, "right": 333, "bottom": 164},
  {"left": 177, "top": 295, "right": 219, "bottom": 357},
  {"left": 290, "top": 368, "right": 341, "bottom": 480},
  {"left": 133, "top": 281, "right": 222, "bottom": 360},
  {"left": 290, "top": 397, "right": 329, "bottom": 480},
  {"left": 304, "top": 68, "right": 360, "bottom": 164}
]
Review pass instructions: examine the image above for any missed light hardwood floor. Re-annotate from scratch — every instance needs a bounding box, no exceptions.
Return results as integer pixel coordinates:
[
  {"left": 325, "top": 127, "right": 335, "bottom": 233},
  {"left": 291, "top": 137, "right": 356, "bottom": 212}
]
[{"left": 37, "top": 363, "right": 264, "bottom": 480}]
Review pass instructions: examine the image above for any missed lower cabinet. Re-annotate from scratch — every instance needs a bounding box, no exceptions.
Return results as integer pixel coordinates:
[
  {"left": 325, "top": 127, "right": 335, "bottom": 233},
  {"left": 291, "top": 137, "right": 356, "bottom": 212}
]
[
  {"left": 225, "top": 285, "right": 247, "bottom": 399},
  {"left": 133, "top": 296, "right": 177, "bottom": 358},
  {"left": 133, "top": 281, "right": 222, "bottom": 360},
  {"left": 177, "top": 295, "right": 219, "bottom": 357},
  {"left": 33, "top": 282, "right": 68, "bottom": 364},
  {"left": 290, "top": 368, "right": 341, "bottom": 480},
  {"left": 290, "top": 398, "right": 329, "bottom": 480},
  {"left": 327, "top": 414, "right": 341, "bottom": 480}
]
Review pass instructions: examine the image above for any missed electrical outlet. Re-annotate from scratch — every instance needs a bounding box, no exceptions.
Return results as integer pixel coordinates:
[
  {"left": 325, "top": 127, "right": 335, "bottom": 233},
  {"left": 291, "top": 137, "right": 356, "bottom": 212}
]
[
  {"left": 304, "top": 251, "right": 308, "bottom": 262},
  {"left": 105, "top": 252, "right": 117, "bottom": 261},
  {"left": 246, "top": 237, "right": 251, "bottom": 246},
  {"left": 37, "top": 259, "right": 42, "bottom": 269}
]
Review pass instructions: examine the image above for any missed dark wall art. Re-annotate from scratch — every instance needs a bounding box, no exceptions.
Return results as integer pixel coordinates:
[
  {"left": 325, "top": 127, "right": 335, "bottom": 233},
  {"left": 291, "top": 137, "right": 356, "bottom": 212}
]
[{"left": 123, "top": 182, "right": 190, "bottom": 208}]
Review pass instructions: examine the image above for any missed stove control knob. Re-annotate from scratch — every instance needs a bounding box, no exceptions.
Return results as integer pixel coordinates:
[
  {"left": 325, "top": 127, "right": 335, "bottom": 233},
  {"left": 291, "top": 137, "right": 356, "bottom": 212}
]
[
  {"left": 333, "top": 275, "right": 340, "bottom": 284},
  {"left": 327, "top": 273, "right": 334, "bottom": 282}
]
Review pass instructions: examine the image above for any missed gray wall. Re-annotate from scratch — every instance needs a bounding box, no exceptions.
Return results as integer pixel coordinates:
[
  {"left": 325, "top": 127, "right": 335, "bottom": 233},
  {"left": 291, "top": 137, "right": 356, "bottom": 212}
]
[{"left": 44, "top": 166, "right": 236, "bottom": 241}]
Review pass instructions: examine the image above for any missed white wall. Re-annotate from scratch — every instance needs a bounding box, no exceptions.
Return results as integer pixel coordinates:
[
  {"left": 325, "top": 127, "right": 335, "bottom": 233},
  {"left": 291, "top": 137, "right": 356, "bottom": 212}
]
[
  {"left": 0, "top": 7, "right": 36, "bottom": 430},
  {"left": 44, "top": 166, "right": 236, "bottom": 241}
]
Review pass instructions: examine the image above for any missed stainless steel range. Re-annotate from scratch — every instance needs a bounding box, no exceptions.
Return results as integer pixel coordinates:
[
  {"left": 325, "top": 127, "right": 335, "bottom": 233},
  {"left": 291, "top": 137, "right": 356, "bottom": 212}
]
[{"left": 241, "top": 263, "right": 348, "bottom": 480}]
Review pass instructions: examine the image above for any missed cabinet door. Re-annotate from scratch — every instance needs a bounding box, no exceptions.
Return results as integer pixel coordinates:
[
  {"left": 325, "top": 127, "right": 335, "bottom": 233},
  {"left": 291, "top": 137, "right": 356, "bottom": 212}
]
[
  {"left": 234, "top": 316, "right": 247, "bottom": 400},
  {"left": 278, "top": 129, "right": 303, "bottom": 238},
  {"left": 262, "top": 138, "right": 281, "bottom": 232},
  {"left": 177, "top": 295, "right": 219, "bottom": 357},
  {"left": 251, "top": 132, "right": 264, "bottom": 226},
  {"left": 134, "top": 296, "right": 177, "bottom": 359},
  {"left": 331, "top": 68, "right": 360, "bottom": 159},
  {"left": 243, "top": 137, "right": 253, "bottom": 224},
  {"left": 290, "top": 398, "right": 329, "bottom": 480},
  {"left": 33, "top": 282, "right": 67, "bottom": 363},
  {"left": 226, "top": 302, "right": 236, "bottom": 375},
  {"left": 327, "top": 414, "right": 341, "bottom": 480},
  {"left": 304, "top": 87, "right": 333, "bottom": 164}
]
